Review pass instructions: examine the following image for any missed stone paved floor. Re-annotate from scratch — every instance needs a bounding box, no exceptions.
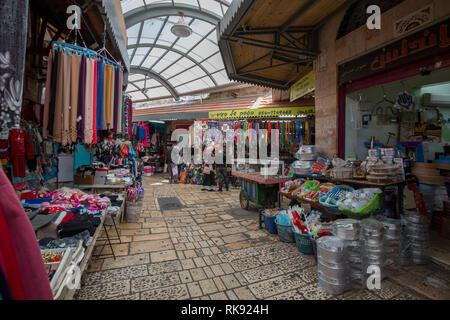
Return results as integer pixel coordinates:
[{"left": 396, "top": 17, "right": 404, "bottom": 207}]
[{"left": 73, "top": 175, "right": 448, "bottom": 300}]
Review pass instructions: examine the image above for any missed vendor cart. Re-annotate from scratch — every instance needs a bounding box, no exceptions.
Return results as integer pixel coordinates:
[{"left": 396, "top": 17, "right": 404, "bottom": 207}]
[{"left": 232, "top": 171, "right": 291, "bottom": 210}]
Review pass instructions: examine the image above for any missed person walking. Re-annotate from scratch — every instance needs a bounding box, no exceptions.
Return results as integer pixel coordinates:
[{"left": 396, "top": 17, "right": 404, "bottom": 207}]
[
  {"left": 166, "top": 144, "right": 177, "bottom": 184},
  {"left": 216, "top": 147, "right": 229, "bottom": 192}
]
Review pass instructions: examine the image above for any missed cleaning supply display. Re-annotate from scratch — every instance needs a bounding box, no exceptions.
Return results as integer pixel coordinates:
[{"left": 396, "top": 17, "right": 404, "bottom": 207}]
[
  {"left": 292, "top": 180, "right": 320, "bottom": 198},
  {"left": 319, "top": 185, "right": 355, "bottom": 208},
  {"left": 303, "top": 182, "right": 335, "bottom": 202},
  {"left": 337, "top": 188, "right": 381, "bottom": 214}
]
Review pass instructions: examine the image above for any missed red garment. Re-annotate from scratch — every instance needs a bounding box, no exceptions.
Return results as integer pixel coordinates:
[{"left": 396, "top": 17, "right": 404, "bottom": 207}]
[
  {"left": 0, "top": 169, "right": 53, "bottom": 300},
  {"left": 60, "top": 212, "right": 74, "bottom": 224},
  {"left": 9, "top": 129, "right": 34, "bottom": 177},
  {"left": 0, "top": 205, "right": 26, "bottom": 300}
]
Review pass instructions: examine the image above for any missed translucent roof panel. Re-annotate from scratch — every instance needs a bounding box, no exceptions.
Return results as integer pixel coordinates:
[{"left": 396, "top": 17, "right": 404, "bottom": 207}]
[{"left": 122, "top": 0, "right": 233, "bottom": 101}]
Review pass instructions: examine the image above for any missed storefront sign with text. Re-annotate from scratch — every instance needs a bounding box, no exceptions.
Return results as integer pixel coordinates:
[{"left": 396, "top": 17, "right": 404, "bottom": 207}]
[
  {"left": 290, "top": 70, "right": 315, "bottom": 102},
  {"left": 208, "top": 106, "right": 315, "bottom": 119},
  {"left": 339, "top": 17, "right": 450, "bottom": 84}
]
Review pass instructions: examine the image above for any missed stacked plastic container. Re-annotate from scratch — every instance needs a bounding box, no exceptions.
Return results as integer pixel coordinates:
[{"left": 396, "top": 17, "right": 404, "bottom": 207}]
[
  {"left": 144, "top": 166, "right": 155, "bottom": 176},
  {"left": 376, "top": 216, "right": 402, "bottom": 273},
  {"left": 401, "top": 211, "right": 430, "bottom": 265},
  {"left": 316, "top": 236, "right": 348, "bottom": 295},
  {"left": 334, "top": 219, "right": 363, "bottom": 289},
  {"left": 361, "top": 218, "right": 387, "bottom": 281}
]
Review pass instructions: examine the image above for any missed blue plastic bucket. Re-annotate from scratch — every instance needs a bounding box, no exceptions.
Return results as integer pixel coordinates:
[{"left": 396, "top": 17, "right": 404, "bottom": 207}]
[{"left": 262, "top": 211, "right": 277, "bottom": 234}]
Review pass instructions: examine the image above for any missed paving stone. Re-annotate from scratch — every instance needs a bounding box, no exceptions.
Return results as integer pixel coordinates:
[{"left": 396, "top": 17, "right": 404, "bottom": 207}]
[
  {"left": 131, "top": 272, "right": 181, "bottom": 293},
  {"left": 181, "top": 259, "right": 196, "bottom": 270},
  {"left": 150, "top": 250, "right": 177, "bottom": 263},
  {"left": 234, "top": 286, "right": 257, "bottom": 300},
  {"left": 199, "top": 279, "right": 218, "bottom": 295},
  {"left": 184, "top": 250, "right": 197, "bottom": 258},
  {"left": 133, "top": 233, "right": 170, "bottom": 242},
  {"left": 102, "top": 253, "right": 150, "bottom": 270},
  {"left": 109, "top": 293, "right": 140, "bottom": 300},
  {"left": 248, "top": 272, "right": 307, "bottom": 299},
  {"left": 230, "top": 256, "right": 262, "bottom": 272},
  {"left": 179, "top": 270, "right": 193, "bottom": 283},
  {"left": 129, "top": 239, "right": 174, "bottom": 254},
  {"left": 82, "top": 265, "right": 148, "bottom": 286},
  {"left": 210, "top": 264, "right": 225, "bottom": 277},
  {"left": 268, "top": 289, "right": 304, "bottom": 300},
  {"left": 190, "top": 267, "right": 207, "bottom": 281},
  {"left": 187, "top": 282, "right": 203, "bottom": 298},
  {"left": 225, "top": 290, "right": 239, "bottom": 300},
  {"left": 209, "top": 292, "right": 228, "bottom": 300},
  {"left": 221, "top": 274, "right": 241, "bottom": 290},
  {"left": 147, "top": 260, "right": 182, "bottom": 275},
  {"left": 141, "top": 284, "right": 189, "bottom": 300},
  {"left": 76, "top": 280, "right": 131, "bottom": 300},
  {"left": 213, "top": 277, "right": 227, "bottom": 291},
  {"left": 194, "top": 257, "right": 206, "bottom": 268},
  {"left": 298, "top": 283, "right": 336, "bottom": 300}
]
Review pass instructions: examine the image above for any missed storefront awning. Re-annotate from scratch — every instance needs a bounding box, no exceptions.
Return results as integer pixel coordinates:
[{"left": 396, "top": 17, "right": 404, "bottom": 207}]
[{"left": 218, "top": 0, "right": 351, "bottom": 90}]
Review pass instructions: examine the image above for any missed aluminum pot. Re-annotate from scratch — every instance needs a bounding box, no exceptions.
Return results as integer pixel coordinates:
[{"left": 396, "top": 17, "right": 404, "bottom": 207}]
[
  {"left": 365, "top": 254, "right": 385, "bottom": 265},
  {"left": 405, "top": 214, "right": 427, "bottom": 225}
]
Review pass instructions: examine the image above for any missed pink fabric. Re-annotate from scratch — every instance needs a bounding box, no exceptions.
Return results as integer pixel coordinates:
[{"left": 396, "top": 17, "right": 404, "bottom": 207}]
[
  {"left": 0, "top": 169, "right": 53, "bottom": 300},
  {"left": 92, "top": 60, "right": 98, "bottom": 144},
  {"left": 42, "top": 52, "right": 53, "bottom": 138}
]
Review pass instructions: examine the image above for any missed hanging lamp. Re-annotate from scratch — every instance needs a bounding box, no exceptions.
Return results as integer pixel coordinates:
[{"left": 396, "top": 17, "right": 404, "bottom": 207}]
[{"left": 171, "top": 11, "right": 192, "bottom": 38}]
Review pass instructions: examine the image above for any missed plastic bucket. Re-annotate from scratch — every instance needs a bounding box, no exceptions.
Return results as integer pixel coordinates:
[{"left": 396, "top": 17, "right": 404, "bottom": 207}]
[
  {"left": 294, "top": 231, "right": 314, "bottom": 255},
  {"left": 262, "top": 212, "right": 277, "bottom": 234},
  {"left": 275, "top": 223, "right": 294, "bottom": 242}
]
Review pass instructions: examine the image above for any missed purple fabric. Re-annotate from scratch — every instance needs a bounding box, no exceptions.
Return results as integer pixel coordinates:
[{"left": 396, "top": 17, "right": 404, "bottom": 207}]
[
  {"left": 128, "top": 98, "right": 133, "bottom": 137},
  {"left": 0, "top": 169, "right": 53, "bottom": 300},
  {"left": 113, "top": 67, "right": 119, "bottom": 132},
  {"left": 77, "top": 56, "right": 86, "bottom": 141}
]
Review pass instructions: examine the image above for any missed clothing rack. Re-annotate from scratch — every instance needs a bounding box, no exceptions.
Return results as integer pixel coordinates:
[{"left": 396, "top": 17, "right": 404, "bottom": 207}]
[{"left": 51, "top": 41, "right": 123, "bottom": 71}]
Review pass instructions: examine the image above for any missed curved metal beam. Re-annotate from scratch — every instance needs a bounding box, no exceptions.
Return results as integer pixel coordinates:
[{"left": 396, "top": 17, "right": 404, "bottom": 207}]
[
  {"left": 131, "top": 66, "right": 180, "bottom": 101},
  {"left": 125, "top": 3, "right": 221, "bottom": 29},
  {"left": 128, "top": 82, "right": 150, "bottom": 100},
  {"left": 128, "top": 43, "right": 217, "bottom": 86}
]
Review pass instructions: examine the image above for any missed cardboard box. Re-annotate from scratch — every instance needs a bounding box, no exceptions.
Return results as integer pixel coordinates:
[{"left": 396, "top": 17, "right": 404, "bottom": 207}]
[{"left": 74, "top": 173, "right": 94, "bottom": 186}]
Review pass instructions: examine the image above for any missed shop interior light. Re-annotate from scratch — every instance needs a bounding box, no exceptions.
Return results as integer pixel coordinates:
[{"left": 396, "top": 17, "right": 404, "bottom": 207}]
[
  {"left": 149, "top": 120, "right": 165, "bottom": 124},
  {"left": 171, "top": 12, "right": 192, "bottom": 38}
]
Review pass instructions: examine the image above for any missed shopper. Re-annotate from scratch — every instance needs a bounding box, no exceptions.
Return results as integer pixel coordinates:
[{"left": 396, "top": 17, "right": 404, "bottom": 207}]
[
  {"left": 166, "top": 144, "right": 177, "bottom": 184},
  {"left": 201, "top": 164, "right": 215, "bottom": 191},
  {"left": 216, "top": 148, "right": 229, "bottom": 192}
]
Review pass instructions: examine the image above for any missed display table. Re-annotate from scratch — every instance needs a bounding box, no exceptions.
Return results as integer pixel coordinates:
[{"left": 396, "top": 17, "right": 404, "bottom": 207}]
[
  {"left": 77, "top": 184, "right": 127, "bottom": 194},
  {"left": 232, "top": 171, "right": 291, "bottom": 210},
  {"left": 281, "top": 174, "right": 409, "bottom": 219}
]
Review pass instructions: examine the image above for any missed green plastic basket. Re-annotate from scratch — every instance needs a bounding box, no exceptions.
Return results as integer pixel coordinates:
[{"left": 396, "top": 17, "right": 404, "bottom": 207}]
[{"left": 338, "top": 193, "right": 379, "bottom": 215}]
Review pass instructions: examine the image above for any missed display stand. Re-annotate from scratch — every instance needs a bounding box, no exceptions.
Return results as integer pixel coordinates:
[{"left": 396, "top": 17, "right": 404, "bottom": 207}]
[{"left": 278, "top": 174, "right": 409, "bottom": 219}]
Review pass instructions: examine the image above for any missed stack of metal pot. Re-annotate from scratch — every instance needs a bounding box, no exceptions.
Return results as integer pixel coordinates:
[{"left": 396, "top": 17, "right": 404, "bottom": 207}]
[
  {"left": 333, "top": 219, "right": 364, "bottom": 288},
  {"left": 401, "top": 211, "right": 430, "bottom": 265},
  {"left": 376, "top": 216, "right": 402, "bottom": 273},
  {"left": 316, "top": 236, "right": 349, "bottom": 295},
  {"left": 361, "top": 218, "right": 387, "bottom": 281}
]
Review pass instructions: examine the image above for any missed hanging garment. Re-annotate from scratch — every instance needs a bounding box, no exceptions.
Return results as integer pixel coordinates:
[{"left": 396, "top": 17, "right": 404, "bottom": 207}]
[
  {"left": 0, "top": 0, "right": 29, "bottom": 137},
  {"left": 101, "top": 62, "right": 107, "bottom": 130},
  {"left": 121, "top": 94, "right": 125, "bottom": 134},
  {"left": 92, "top": 60, "right": 98, "bottom": 144},
  {"left": 83, "top": 58, "right": 94, "bottom": 144},
  {"left": 52, "top": 51, "right": 66, "bottom": 143},
  {"left": 77, "top": 56, "right": 86, "bottom": 141},
  {"left": 70, "top": 54, "right": 81, "bottom": 143},
  {"left": 109, "top": 66, "right": 115, "bottom": 130},
  {"left": 0, "top": 169, "right": 53, "bottom": 300},
  {"left": 116, "top": 71, "right": 123, "bottom": 134},
  {"left": 47, "top": 51, "right": 59, "bottom": 136},
  {"left": 9, "top": 129, "right": 34, "bottom": 177},
  {"left": 104, "top": 64, "right": 112, "bottom": 127},
  {"left": 96, "top": 60, "right": 103, "bottom": 130},
  {"left": 42, "top": 52, "right": 53, "bottom": 138},
  {"left": 62, "top": 52, "right": 71, "bottom": 145},
  {"left": 113, "top": 67, "right": 119, "bottom": 132}
]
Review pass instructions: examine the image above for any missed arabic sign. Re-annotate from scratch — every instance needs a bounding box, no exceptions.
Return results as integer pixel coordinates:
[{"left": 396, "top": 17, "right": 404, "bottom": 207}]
[
  {"left": 339, "top": 17, "right": 450, "bottom": 84},
  {"left": 290, "top": 70, "right": 315, "bottom": 102},
  {"left": 208, "top": 106, "right": 315, "bottom": 119}
]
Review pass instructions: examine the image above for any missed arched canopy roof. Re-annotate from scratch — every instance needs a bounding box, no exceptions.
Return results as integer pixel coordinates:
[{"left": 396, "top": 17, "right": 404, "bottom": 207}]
[{"left": 121, "top": 0, "right": 233, "bottom": 102}]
